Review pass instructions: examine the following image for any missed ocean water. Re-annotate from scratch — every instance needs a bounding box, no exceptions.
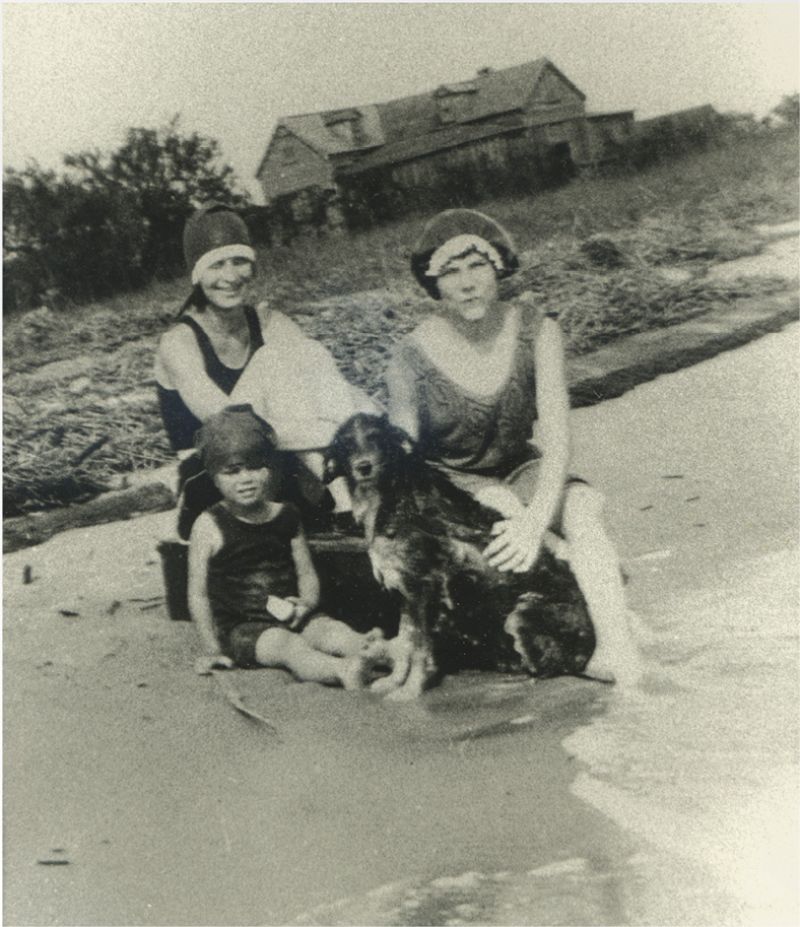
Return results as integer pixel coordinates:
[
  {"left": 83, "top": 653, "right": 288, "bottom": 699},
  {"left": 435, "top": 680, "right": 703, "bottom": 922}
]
[{"left": 566, "top": 547, "right": 800, "bottom": 925}]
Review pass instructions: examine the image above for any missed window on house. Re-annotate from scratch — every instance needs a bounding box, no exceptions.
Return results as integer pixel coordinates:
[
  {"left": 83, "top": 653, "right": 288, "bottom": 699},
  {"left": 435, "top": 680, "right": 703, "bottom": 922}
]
[
  {"left": 280, "top": 140, "right": 297, "bottom": 165},
  {"left": 329, "top": 120, "right": 354, "bottom": 144}
]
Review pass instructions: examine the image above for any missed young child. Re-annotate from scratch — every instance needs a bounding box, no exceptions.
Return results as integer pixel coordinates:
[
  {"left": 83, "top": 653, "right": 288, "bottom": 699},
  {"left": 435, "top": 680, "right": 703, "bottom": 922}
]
[{"left": 188, "top": 405, "right": 384, "bottom": 689}]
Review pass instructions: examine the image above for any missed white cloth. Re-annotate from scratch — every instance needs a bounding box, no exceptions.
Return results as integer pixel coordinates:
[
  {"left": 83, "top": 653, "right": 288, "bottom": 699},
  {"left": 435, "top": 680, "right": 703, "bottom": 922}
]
[
  {"left": 191, "top": 244, "right": 256, "bottom": 285},
  {"left": 425, "top": 234, "right": 504, "bottom": 278},
  {"left": 231, "top": 309, "right": 378, "bottom": 450}
]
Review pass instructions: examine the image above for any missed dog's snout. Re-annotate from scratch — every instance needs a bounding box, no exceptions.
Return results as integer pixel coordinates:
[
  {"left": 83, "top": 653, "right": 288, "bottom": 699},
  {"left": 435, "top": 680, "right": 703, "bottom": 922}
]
[{"left": 355, "top": 460, "right": 373, "bottom": 478}]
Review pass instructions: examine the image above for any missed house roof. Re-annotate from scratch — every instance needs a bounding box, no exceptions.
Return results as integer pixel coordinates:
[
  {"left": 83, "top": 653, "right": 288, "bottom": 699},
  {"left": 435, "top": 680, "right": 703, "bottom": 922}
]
[
  {"left": 585, "top": 109, "right": 635, "bottom": 121},
  {"left": 280, "top": 105, "right": 385, "bottom": 156},
  {"left": 255, "top": 104, "right": 385, "bottom": 178},
  {"left": 337, "top": 118, "right": 525, "bottom": 175},
  {"left": 258, "top": 57, "right": 591, "bottom": 184},
  {"left": 635, "top": 104, "right": 719, "bottom": 127},
  {"left": 372, "top": 58, "right": 582, "bottom": 146}
]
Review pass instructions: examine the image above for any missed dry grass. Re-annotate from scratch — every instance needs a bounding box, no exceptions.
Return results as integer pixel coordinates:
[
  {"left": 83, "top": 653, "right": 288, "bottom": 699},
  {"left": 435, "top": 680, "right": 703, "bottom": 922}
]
[{"left": 4, "top": 132, "right": 798, "bottom": 515}]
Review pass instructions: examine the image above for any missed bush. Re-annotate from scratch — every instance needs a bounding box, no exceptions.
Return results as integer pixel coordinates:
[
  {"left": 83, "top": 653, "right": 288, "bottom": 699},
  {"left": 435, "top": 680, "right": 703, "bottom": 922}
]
[{"left": 3, "top": 117, "right": 249, "bottom": 313}]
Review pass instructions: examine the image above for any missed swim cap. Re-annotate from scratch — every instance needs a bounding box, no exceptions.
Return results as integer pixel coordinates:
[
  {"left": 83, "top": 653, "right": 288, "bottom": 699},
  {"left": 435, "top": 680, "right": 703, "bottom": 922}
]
[
  {"left": 410, "top": 209, "right": 519, "bottom": 299},
  {"left": 183, "top": 203, "right": 255, "bottom": 285},
  {"left": 196, "top": 405, "right": 278, "bottom": 476}
]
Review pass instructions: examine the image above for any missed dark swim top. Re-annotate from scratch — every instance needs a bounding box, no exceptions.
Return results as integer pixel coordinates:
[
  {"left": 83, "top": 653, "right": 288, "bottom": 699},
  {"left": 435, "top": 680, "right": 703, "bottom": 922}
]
[
  {"left": 206, "top": 501, "right": 301, "bottom": 654},
  {"left": 156, "top": 306, "right": 264, "bottom": 451}
]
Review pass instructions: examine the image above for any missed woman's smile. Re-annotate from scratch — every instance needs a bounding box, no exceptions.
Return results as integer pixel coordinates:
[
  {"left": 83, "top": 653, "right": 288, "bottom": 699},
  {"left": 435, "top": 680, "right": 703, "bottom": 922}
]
[{"left": 199, "top": 256, "right": 254, "bottom": 310}]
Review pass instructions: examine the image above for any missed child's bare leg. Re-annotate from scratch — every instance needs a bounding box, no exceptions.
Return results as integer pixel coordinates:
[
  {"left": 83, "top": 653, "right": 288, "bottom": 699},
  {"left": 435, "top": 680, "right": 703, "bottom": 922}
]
[
  {"left": 255, "top": 627, "right": 373, "bottom": 689},
  {"left": 302, "top": 614, "right": 384, "bottom": 657},
  {"left": 561, "top": 484, "right": 643, "bottom": 687}
]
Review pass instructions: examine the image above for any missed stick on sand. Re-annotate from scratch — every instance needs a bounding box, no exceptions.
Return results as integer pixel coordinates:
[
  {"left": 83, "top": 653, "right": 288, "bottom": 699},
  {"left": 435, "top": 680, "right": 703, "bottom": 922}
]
[{"left": 211, "top": 670, "right": 280, "bottom": 736}]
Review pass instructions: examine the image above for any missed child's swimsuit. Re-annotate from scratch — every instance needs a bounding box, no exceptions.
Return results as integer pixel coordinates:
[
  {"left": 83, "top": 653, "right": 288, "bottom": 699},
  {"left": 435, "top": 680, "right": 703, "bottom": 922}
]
[{"left": 206, "top": 501, "right": 300, "bottom": 665}]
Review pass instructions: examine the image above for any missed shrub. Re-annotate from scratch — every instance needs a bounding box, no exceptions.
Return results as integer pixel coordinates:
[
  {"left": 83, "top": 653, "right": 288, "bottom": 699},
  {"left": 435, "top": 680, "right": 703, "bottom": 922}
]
[{"left": 3, "top": 117, "right": 249, "bottom": 313}]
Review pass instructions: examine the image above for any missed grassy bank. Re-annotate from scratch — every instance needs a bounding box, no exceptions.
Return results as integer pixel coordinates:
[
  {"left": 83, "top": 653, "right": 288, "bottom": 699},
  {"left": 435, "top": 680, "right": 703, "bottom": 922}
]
[{"left": 4, "top": 132, "right": 798, "bottom": 516}]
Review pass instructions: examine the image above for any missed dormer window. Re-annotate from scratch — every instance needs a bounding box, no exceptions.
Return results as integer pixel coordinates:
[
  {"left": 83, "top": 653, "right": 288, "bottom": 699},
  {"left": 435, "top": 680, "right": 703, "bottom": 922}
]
[
  {"left": 324, "top": 109, "right": 365, "bottom": 148},
  {"left": 434, "top": 81, "right": 478, "bottom": 124},
  {"left": 329, "top": 120, "right": 354, "bottom": 144}
]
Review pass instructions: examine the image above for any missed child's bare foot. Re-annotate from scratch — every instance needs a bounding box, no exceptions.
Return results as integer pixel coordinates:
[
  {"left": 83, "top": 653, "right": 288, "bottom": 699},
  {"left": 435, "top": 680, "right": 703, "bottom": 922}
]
[{"left": 340, "top": 647, "right": 387, "bottom": 691}]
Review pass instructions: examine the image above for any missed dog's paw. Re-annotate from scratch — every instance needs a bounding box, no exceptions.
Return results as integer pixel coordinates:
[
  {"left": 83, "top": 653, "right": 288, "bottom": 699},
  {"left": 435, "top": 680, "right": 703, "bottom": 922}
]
[
  {"left": 367, "top": 636, "right": 414, "bottom": 693},
  {"left": 384, "top": 656, "right": 434, "bottom": 700},
  {"left": 385, "top": 683, "right": 424, "bottom": 701}
]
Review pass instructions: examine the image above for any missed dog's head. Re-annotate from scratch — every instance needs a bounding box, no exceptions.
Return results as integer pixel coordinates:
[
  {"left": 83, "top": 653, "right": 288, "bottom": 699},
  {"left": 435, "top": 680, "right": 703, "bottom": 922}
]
[{"left": 324, "top": 413, "right": 416, "bottom": 489}]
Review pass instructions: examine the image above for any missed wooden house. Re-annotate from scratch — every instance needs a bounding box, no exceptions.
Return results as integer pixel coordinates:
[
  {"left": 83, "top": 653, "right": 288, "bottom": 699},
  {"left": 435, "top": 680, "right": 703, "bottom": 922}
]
[{"left": 256, "top": 58, "right": 633, "bottom": 224}]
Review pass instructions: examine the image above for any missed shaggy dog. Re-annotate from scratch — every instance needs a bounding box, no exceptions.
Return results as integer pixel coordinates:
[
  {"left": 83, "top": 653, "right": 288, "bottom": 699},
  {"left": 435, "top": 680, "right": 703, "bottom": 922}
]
[{"left": 324, "top": 413, "right": 595, "bottom": 699}]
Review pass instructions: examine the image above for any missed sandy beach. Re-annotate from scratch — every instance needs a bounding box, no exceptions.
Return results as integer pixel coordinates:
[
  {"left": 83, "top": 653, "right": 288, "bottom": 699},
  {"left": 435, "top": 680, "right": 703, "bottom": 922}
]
[{"left": 4, "top": 325, "right": 798, "bottom": 925}]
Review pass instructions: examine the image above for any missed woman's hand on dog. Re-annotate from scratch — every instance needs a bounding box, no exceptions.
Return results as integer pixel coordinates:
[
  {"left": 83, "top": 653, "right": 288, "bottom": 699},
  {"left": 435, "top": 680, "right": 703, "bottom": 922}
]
[{"left": 484, "top": 512, "right": 546, "bottom": 573}]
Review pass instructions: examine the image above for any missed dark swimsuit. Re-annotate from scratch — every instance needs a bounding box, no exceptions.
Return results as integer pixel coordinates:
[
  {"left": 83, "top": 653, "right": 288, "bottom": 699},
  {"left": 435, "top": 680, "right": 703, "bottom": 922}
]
[
  {"left": 206, "top": 502, "right": 301, "bottom": 665},
  {"left": 156, "top": 306, "right": 264, "bottom": 539},
  {"left": 156, "top": 305, "right": 264, "bottom": 451}
]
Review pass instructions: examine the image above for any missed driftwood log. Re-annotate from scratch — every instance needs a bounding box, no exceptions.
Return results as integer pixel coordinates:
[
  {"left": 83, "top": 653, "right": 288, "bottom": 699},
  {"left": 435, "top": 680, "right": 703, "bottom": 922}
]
[{"left": 3, "top": 482, "right": 175, "bottom": 553}]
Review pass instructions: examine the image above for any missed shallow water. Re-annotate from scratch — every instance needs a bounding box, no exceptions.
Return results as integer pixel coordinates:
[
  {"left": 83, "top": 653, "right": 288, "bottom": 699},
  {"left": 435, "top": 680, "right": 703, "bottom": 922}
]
[
  {"left": 566, "top": 548, "right": 800, "bottom": 925},
  {"left": 291, "top": 327, "right": 800, "bottom": 926},
  {"left": 288, "top": 552, "right": 799, "bottom": 927}
]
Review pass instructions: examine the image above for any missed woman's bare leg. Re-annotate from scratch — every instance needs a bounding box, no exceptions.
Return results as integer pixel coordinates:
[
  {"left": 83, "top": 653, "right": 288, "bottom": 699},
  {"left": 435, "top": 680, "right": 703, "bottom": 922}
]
[{"left": 561, "top": 484, "right": 643, "bottom": 687}]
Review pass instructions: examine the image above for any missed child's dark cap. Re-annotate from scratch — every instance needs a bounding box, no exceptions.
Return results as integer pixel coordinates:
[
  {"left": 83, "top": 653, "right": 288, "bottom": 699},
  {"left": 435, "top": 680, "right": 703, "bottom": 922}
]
[{"left": 196, "top": 405, "right": 279, "bottom": 476}]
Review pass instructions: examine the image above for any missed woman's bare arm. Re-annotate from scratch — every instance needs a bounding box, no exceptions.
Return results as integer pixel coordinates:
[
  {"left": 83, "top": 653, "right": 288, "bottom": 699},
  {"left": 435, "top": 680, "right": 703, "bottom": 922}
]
[
  {"left": 527, "top": 316, "right": 571, "bottom": 525},
  {"left": 385, "top": 353, "right": 420, "bottom": 441},
  {"left": 485, "top": 317, "right": 570, "bottom": 572},
  {"left": 156, "top": 326, "right": 231, "bottom": 422}
]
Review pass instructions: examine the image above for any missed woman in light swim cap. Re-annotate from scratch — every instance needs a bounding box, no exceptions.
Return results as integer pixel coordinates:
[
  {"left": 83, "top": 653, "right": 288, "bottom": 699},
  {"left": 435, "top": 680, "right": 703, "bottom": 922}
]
[{"left": 387, "top": 208, "right": 642, "bottom": 686}]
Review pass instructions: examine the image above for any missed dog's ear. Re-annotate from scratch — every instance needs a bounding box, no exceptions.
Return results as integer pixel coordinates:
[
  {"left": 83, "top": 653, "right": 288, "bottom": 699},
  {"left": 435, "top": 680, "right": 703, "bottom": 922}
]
[
  {"left": 322, "top": 448, "right": 342, "bottom": 484},
  {"left": 385, "top": 419, "right": 417, "bottom": 457}
]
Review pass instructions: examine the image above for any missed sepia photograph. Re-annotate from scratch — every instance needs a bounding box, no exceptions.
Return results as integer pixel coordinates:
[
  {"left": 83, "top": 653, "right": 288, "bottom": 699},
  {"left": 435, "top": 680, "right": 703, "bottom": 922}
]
[{"left": 3, "top": 2, "right": 799, "bottom": 924}]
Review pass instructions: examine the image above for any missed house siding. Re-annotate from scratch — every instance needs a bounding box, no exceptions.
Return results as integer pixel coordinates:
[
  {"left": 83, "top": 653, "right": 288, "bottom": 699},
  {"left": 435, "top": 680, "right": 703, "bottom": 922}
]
[
  {"left": 390, "top": 132, "right": 514, "bottom": 192},
  {"left": 257, "top": 130, "right": 335, "bottom": 201},
  {"left": 584, "top": 114, "right": 635, "bottom": 163},
  {"left": 525, "top": 120, "right": 585, "bottom": 164},
  {"left": 529, "top": 66, "right": 583, "bottom": 109}
]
